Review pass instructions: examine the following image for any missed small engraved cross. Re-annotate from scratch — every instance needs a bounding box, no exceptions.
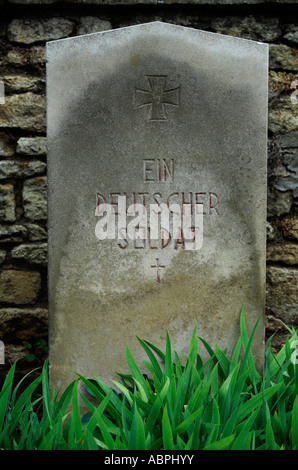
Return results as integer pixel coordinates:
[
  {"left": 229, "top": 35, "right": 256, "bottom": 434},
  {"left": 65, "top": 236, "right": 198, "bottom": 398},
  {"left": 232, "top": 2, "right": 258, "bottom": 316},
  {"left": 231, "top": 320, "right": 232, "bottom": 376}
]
[
  {"left": 135, "top": 75, "right": 180, "bottom": 121},
  {"left": 151, "top": 258, "right": 165, "bottom": 283}
]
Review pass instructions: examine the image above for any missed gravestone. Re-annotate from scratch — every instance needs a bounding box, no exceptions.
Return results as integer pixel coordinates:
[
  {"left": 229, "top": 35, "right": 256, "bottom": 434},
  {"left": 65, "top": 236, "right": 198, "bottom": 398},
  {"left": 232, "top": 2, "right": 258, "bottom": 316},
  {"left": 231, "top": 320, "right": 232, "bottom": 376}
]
[{"left": 46, "top": 22, "right": 268, "bottom": 393}]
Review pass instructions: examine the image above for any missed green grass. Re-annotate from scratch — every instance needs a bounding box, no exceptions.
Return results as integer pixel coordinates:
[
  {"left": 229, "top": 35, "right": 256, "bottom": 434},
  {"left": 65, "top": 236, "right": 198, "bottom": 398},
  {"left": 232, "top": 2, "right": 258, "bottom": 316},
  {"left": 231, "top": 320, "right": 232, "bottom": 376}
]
[{"left": 0, "top": 308, "right": 298, "bottom": 450}]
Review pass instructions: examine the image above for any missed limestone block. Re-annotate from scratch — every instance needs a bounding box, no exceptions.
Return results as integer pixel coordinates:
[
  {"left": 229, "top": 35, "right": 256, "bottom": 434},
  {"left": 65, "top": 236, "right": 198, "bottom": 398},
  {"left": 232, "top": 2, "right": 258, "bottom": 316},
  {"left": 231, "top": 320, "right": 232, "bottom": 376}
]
[
  {"left": 77, "top": 17, "right": 112, "bottom": 35},
  {"left": 7, "top": 17, "right": 75, "bottom": 44},
  {"left": 23, "top": 176, "right": 47, "bottom": 221},
  {"left": 0, "top": 93, "right": 46, "bottom": 132},
  {"left": 269, "top": 98, "right": 298, "bottom": 134},
  {"left": 212, "top": 16, "right": 281, "bottom": 42},
  {"left": 0, "top": 132, "right": 15, "bottom": 157},
  {"left": 269, "top": 44, "right": 298, "bottom": 71},
  {"left": 0, "top": 224, "right": 47, "bottom": 242},
  {"left": 0, "top": 250, "right": 6, "bottom": 264},
  {"left": 0, "top": 308, "right": 48, "bottom": 340},
  {"left": 0, "top": 75, "right": 45, "bottom": 93},
  {"left": 280, "top": 214, "right": 298, "bottom": 240},
  {"left": 0, "top": 160, "right": 46, "bottom": 179},
  {"left": 11, "top": 243, "right": 48, "bottom": 266},
  {"left": 266, "top": 266, "right": 298, "bottom": 324},
  {"left": 0, "top": 270, "right": 41, "bottom": 305},
  {"left": 267, "top": 241, "right": 298, "bottom": 265},
  {"left": 0, "top": 183, "right": 16, "bottom": 222},
  {"left": 16, "top": 137, "right": 46, "bottom": 156}
]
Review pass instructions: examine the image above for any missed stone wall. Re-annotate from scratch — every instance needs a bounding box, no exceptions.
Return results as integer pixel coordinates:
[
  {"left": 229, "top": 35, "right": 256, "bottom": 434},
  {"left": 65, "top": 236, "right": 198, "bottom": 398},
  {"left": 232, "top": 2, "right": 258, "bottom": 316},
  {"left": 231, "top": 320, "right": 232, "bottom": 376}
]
[{"left": 0, "top": 0, "right": 297, "bottom": 380}]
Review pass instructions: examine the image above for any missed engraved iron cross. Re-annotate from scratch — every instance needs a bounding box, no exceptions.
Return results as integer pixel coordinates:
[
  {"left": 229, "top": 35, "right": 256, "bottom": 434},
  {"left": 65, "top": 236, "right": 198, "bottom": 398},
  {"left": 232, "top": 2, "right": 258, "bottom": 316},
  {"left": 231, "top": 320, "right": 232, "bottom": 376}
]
[
  {"left": 151, "top": 258, "right": 165, "bottom": 283},
  {"left": 135, "top": 75, "right": 180, "bottom": 121}
]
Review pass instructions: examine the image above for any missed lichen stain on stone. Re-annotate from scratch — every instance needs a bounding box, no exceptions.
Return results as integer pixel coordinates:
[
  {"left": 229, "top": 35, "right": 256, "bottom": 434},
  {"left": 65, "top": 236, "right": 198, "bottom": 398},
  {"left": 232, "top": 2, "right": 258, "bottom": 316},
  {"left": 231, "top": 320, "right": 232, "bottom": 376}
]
[{"left": 130, "top": 53, "right": 140, "bottom": 67}]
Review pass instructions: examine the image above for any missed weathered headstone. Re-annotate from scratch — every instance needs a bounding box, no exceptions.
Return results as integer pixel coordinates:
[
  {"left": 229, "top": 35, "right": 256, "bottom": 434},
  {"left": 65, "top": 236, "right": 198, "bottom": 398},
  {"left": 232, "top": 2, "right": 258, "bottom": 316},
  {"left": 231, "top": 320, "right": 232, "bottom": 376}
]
[{"left": 47, "top": 22, "right": 268, "bottom": 392}]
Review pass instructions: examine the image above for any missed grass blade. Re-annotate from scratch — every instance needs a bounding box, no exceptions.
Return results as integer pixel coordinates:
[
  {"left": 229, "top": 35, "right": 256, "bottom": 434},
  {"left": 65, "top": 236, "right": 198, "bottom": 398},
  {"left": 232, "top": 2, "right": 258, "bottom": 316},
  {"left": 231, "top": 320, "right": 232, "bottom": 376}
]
[
  {"left": 137, "top": 336, "right": 163, "bottom": 383},
  {"left": 126, "top": 345, "right": 147, "bottom": 388},
  {"left": 236, "top": 384, "right": 281, "bottom": 424},
  {"left": 128, "top": 402, "right": 146, "bottom": 450},
  {"left": 165, "top": 332, "right": 173, "bottom": 379},
  {"left": 203, "top": 433, "right": 235, "bottom": 450},
  {"left": 0, "top": 363, "right": 16, "bottom": 432},
  {"left": 291, "top": 395, "right": 298, "bottom": 450},
  {"left": 143, "top": 340, "right": 166, "bottom": 363},
  {"left": 71, "top": 379, "right": 82, "bottom": 442},
  {"left": 162, "top": 404, "right": 175, "bottom": 450},
  {"left": 42, "top": 359, "right": 52, "bottom": 425},
  {"left": 145, "top": 377, "right": 170, "bottom": 434}
]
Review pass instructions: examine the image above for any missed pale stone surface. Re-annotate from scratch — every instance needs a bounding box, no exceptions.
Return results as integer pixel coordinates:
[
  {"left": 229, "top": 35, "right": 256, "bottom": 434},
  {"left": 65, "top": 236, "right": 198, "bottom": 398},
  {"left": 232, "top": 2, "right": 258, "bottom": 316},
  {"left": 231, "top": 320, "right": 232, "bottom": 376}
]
[{"left": 47, "top": 22, "right": 268, "bottom": 392}]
